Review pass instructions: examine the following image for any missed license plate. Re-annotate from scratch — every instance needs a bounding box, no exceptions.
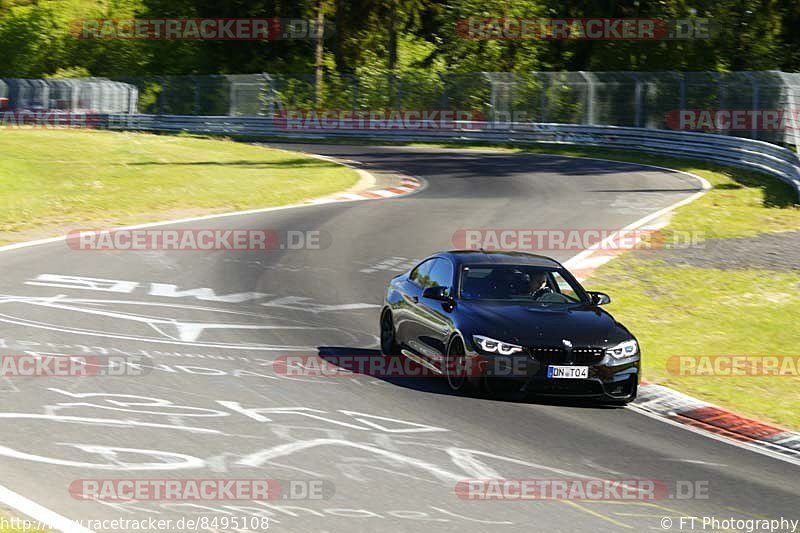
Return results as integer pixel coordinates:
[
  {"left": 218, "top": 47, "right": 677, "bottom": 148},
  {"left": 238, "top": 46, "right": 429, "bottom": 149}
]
[{"left": 547, "top": 365, "right": 589, "bottom": 379}]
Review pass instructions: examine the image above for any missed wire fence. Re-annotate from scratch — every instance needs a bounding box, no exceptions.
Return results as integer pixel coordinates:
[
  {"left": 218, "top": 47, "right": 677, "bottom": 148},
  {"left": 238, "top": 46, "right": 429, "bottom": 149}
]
[
  {"left": 3, "top": 72, "right": 800, "bottom": 147},
  {"left": 0, "top": 78, "right": 137, "bottom": 114}
]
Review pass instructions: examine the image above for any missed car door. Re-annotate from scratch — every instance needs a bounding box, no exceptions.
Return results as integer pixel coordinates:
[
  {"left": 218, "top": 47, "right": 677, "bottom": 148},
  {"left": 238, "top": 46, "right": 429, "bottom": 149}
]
[
  {"left": 394, "top": 258, "right": 435, "bottom": 349},
  {"left": 414, "top": 258, "right": 457, "bottom": 363}
]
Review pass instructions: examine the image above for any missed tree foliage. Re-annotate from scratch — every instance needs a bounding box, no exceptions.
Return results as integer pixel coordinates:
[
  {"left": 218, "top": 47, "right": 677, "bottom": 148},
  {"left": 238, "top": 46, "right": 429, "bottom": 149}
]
[{"left": 0, "top": 0, "right": 797, "bottom": 78}]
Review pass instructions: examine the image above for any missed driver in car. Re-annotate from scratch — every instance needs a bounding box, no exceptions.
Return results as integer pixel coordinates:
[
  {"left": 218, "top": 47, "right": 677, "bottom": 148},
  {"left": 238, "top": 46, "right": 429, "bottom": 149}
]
[{"left": 529, "top": 272, "right": 553, "bottom": 300}]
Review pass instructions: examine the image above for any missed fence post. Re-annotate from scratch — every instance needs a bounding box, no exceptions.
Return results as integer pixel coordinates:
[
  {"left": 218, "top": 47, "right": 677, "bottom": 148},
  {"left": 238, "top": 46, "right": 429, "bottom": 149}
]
[
  {"left": 787, "top": 86, "right": 800, "bottom": 154},
  {"left": 539, "top": 72, "right": 548, "bottom": 123},
  {"left": 268, "top": 74, "right": 277, "bottom": 116},
  {"left": 670, "top": 71, "right": 686, "bottom": 114},
  {"left": 486, "top": 73, "right": 497, "bottom": 124},
  {"left": 579, "top": 71, "right": 596, "bottom": 125},
  {"left": 258, "top": 73, "right": 272, "bottom": 117},
  {"left": 128, "top": 83, "right": 138, "bottom": 114},
  {"left": 158, "top": 76, "right": 166, "bottom": 115},
  {"left": 228, "top": 76, "right": 235, "bottom": 116},
  {"left": 438, "top": 73, "right": 449, "bottom": 113},
  {"left": 311, "top": 72, "right": 319, "bottom": 110},
  {"left": 716, "top": 72, "right": 727, "bottom": 135},
  {"left": 633, "top": 73, "right": 642, "bottom": 128},
  {"left": 742, "top": 71, "right": 759, "bottom": 140},
  {"left": 396, "top": 75, "right": 403, "bottom": 110},
  {"left": 192, "top": 76, "right": 200, "bottom": 115},
  {"left": 352, "top": 75, "right": 358, "bottom": 116}
]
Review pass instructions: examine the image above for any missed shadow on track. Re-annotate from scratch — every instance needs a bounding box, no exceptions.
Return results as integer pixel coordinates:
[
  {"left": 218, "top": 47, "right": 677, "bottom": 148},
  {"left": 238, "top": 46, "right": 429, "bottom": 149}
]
[{"left": 317, "top": 346, "right": 619, "bottom": 410}]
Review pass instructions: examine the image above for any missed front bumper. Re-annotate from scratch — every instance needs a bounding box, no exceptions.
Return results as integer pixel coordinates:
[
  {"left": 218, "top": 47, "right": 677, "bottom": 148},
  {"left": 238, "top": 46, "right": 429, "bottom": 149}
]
[{"left": 465, "top": 350, "right": 640, "bottom": 400}]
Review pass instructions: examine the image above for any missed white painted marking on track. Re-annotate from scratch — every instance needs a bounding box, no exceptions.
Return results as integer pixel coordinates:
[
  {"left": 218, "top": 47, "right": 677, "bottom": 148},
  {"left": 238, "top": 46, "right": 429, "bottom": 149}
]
[
  {"left": 662, "top": 459, "right": 728, "bottom": 467},
  {"left": 0, "top": 484, "right": 95, "bottom": 533},
  {"left": 563, "top": 168, "right": 710, "bottom": 271},
  {"left": 372, "top": 189, "right": 397, "bottom": 198}
]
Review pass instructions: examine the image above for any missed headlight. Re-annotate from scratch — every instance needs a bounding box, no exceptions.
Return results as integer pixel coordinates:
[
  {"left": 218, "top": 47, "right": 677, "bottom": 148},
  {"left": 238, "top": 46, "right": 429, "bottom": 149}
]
[
  {"left": 472, "top": 335, "right": 523, "bottom": 355},
  {"left": 605, "top": 339, "right": 638, "bottom": 359}
]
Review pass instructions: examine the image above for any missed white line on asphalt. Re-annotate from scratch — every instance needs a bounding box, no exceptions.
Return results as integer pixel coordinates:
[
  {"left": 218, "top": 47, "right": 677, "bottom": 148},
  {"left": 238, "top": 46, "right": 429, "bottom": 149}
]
[
  {"left": 563, "top": 167, "right": 711, "bottom": 270},
  {"left": 0, "top": 484, "right": 95, "bottom": 533}
]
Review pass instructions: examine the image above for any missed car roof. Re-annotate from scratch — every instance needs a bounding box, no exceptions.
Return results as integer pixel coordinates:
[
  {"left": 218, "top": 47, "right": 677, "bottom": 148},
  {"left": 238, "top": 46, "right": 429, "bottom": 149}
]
[{"left": 435, "top": 250, "right": 563, "bottom": 268}]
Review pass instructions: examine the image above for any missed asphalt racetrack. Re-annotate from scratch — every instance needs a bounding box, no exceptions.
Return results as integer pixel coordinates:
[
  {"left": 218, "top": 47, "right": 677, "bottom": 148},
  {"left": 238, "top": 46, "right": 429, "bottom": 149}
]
[{"left": 0, "top": 144, "right": 797, "bottom": 533}]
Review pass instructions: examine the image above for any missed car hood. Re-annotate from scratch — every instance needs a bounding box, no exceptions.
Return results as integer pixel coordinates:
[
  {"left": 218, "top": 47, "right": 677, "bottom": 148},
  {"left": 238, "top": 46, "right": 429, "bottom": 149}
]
[{"left": 457, "top": 301, "right": 633, "bottom": 347}]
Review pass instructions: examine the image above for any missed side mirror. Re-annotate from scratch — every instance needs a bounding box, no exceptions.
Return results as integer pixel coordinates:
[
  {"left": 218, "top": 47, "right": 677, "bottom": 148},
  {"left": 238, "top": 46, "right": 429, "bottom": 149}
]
[
  {"left": 587, "top": 291, "right": 611, "bottom": 306},
  {"left": 423, "top": 286, "right": 450, "bottom": 301}
]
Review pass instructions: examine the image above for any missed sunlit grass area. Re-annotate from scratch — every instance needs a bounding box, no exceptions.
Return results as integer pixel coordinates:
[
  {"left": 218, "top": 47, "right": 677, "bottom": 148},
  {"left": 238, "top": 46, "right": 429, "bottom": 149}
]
[
  {"left": 0, "top": 129, "right": 359, "bottom": 245},
  {"left": 592, "top": 261, "right": 800, "bottom": 429}
]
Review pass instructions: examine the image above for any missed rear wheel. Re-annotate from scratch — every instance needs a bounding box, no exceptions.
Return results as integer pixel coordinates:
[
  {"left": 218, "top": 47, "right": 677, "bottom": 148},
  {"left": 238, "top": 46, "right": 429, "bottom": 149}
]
[{"left": 380, "top": 310, "right": 400, "bottom": 356}]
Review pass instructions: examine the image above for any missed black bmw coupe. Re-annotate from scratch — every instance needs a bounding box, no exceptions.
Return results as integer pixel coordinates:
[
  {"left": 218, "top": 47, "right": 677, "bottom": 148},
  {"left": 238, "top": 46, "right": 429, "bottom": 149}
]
[{"left": 380, "top": 250, "right": 640, "bottom": 404}]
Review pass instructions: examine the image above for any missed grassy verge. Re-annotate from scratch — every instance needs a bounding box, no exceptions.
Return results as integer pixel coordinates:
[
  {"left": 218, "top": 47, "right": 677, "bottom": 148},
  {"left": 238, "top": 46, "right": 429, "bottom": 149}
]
[
  {"left": 0, "top": 129, "right": 359, "bottom": 246},
  {"left": 593, "top": 262, "right": 800, "bottom": 428},
  {"left": 413, "top": 141, "right": 800, "bottom": 429}
]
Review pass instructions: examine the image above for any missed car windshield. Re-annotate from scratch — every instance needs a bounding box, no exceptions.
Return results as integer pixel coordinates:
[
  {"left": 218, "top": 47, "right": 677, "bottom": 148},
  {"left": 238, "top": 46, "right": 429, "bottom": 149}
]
[{"left": 459, "top": 264, "right": 585, "bottom": 304}]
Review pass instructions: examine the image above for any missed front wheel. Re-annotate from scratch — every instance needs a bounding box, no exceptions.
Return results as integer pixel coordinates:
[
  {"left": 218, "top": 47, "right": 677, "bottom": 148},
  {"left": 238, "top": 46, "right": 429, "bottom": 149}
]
[
  {"left": 445, "top": 338, "right": 471, "bottom": 393},
  {"left": 380, "top": 310, "right": 400, "bottom": 356}
]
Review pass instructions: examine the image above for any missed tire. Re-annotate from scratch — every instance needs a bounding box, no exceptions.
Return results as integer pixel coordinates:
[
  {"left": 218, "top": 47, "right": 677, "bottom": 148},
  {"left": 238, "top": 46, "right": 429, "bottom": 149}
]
[
  {"left": 380, "top": 309, "right": 400, "bottom": 356},
  {"left": 445, "top": 337, "right": 471, "bottom": 393}
]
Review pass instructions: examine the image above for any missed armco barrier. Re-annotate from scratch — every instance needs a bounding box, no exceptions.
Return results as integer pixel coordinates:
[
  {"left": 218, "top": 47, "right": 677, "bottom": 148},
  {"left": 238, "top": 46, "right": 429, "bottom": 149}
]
[{"left": 101, "top": 114, "right": 800, "bottom": 201}]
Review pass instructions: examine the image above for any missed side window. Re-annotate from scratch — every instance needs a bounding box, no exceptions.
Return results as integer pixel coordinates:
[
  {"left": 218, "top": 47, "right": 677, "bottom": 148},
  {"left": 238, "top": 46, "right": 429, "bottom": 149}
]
[
  {"left": 427, "top": 259, "right": 455, "bottom": 295},
  {"left": 409, "top": 259, "right": 435, "bottom": 287},
  {"left": 549, "top": 271, "right": 580, "bottom": 302}
]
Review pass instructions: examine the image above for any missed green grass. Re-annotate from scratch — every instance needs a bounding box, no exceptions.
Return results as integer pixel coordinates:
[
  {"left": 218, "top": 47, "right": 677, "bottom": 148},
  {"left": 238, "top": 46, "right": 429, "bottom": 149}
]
[
  {"left": 411, "top": 140, "right": 800, "bottom": 429},
  {"left": 592, "top": 262, "right": 800, "bottom": 429},
  {"left": 0, "top": 129, "right": 359, "bottom": 245}
]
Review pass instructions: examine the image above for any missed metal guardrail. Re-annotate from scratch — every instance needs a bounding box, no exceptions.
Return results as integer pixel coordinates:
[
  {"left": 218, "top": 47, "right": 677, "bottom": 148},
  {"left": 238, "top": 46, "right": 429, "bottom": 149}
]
[{"left": 102, "top": 114, "right": 800, "bottom": 201}]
